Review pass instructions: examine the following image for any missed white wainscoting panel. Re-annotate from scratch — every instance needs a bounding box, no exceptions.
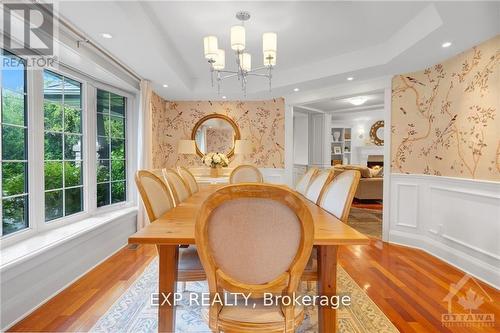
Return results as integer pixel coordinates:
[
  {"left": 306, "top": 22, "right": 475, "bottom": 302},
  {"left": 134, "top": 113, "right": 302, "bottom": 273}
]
[
  {"left": 260, "top": 168, "right": 286, "bottom": 184},
  {"left": 389, "top": 173, "right": 500, "bottom": 289}
]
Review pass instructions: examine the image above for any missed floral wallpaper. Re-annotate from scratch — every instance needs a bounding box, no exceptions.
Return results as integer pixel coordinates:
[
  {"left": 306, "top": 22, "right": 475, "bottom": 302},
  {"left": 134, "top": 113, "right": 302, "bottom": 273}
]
[
  {"left": 391, "top": 35, "right": 499, "bottom": 181},
  {"left": 205, "top": 127, "right": 234, "bottom": 154},
  {"left": 151, "top": 98, "right": 285, "bottom": 168}
]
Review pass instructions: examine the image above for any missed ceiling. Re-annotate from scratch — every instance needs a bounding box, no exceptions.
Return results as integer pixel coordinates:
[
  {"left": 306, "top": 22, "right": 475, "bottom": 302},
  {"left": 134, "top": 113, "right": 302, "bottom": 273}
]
[
  {"left": 56, "top": 1, "right": 500, "bottom": 101},
  {"left": 301, "top": 92, "right": 385, "bottom": 113}
]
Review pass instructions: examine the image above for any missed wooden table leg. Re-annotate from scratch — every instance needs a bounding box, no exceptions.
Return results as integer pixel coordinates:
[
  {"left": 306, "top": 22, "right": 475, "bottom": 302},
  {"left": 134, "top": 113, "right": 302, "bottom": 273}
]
[
  {"left": 317, "top": 245, "right": 338, "bottom": 333},
  {"left": 157, "top": 245, "right": 179, "bottom": 333}
]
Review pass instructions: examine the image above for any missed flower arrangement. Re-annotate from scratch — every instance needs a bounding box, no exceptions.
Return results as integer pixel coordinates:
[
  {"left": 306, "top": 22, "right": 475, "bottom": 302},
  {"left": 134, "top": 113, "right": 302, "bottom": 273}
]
[{"left": 202, "top": 152, "right": 229, "bottom": 168}]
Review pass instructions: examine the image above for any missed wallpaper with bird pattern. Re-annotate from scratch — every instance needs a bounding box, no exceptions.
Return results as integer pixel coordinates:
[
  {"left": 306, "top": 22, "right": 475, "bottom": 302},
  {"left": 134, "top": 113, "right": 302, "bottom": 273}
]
[
  {"left": 391, "top": 35, "right": 499, "bottom": 181},
  {"left": 151, "top": 98, "right": 285, "bottom": 168}
]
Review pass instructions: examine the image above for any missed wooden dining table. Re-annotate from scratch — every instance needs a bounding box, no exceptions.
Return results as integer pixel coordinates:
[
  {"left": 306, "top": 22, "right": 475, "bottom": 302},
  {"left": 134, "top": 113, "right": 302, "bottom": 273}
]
[{"left": 129, "top": 184, "right": 369, "bottom": 333}]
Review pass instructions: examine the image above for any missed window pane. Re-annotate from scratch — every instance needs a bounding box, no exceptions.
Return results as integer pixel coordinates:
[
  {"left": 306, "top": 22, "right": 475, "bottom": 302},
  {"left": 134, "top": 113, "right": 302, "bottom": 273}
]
[
  {"left": 2, "top": 49, "right": 29, "bottom": 236},
  {"left": 111, "top": 181, "right": 126, "bottom": 203},
  {"left": 97, "top": 183, "right": 110, "bottom": 207},
  {"left": 2, "top": 90, "right": 25, "bottom": 126},
  {"left": 43, "top": 70, "right": 84, "bottom": 221},
  {"left": 111, "top": 138, "right": 125, "bottom": 160},
  {"left": 44, "top": 132, "right": 63, "bottom": 160},
  {"left": 96, "top": 113, "right": 109, "bottom": 137},
  {"left": 65, "top": 161, "right": 82, "bottom": 187},
  {"left": 97, "top": 136, "right": 109, "bottom": 159},
  {"left": 111, "top": 160, "right": 125, "bottom": 181},
  {"left": 1, "top": 54, "right": 25, "bottom": 93},
  {"left": 96, "top": 89, "right": 126, "bottom": 208},
  {"left": 64, "top": 106, "right": 81, "bottom": 134},
  {"left": 110, "top": 93, "right": 125, "bottom": 117},
  {"left": 44, "top": 101, "right": 63, "bottom": 131},
  {"left": 110, "top": 116, "right": 125, "bottom": 138},
  {"left": 2, "top": 125, "right": 26, "bottom": 160},
  {"left": 97, "top": 90, "right": 110, "bottom": 114},
  {"left": 64, "top": 78, "right": 81, "bottom": 109},
  {"left": 65, "top": 187, "right": 82, "bottom": 216},
  {"left": 97, "top": 160, "right": 110, "bottom": 182},
  {"left": 2, "top": 162, "right": 27, "bottom": 196},
  {"left": 45, "top": 161, "right": 63, "bottom": 190},
  {"left": 2, "top": 195, "right": 28, "bottom": 236},
  {"left": 64, "top": 134, "right": 82, "bottom": 160},
  {"left": 45, "top": 190, "right": 63, "bottom": 221}
]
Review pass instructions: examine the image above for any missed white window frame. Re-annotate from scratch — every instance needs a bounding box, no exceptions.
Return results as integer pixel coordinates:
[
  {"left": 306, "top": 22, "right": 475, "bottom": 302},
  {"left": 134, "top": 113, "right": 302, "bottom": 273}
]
[{"left": 1, "top": 60, "right": 138, "bottom": 247}]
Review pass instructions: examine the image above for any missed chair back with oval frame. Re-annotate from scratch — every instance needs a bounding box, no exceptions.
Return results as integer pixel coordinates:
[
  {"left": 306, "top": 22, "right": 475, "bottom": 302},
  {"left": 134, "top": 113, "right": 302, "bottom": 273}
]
[
  {"left": 295, "top": 167, "right": 319, "bottom": 195},
  {"left": 176, "top": 166, "right": 199, "bottom": 194},
  {"left": 229, "top": 165, "right": 264, "bottom": 184},
  {"left": 304, "top": 169, "right": 335, "bottom": 204},
  {"left": 319, "top": 170, "right": 361, "bottom": 223},
  {"left": 135, "top": 170, "right": 176, "bottom": 222},
  {"left": 195, "top": 184, "right": 314, "bottom": 332},
  {"left": 163, "top": 168, "right": 191, "bottom": 205}
]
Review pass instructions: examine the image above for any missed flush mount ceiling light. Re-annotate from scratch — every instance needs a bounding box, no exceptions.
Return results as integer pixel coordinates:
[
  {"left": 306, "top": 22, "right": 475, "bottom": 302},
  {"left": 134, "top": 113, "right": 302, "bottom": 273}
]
[
  {"left": 442, "top": 41, "right": 452, "bottom": 48},
  {"left": 347, "top": 77, "right": 354, "bottom": 81},
  {"left": 100, "top": 33, "right": 113, "bottom": 39},
  {"left": 163, "top": 84, "right": 168, "bottom": 88},
  {"left": 203, "top": 11, "right": 277, "bottom": 96},
  {"left": 348, "top": 96, "right": 369, "bottom": 106},
  {"left": 293, "top": 88, "right": 300, "bottom": 92}
]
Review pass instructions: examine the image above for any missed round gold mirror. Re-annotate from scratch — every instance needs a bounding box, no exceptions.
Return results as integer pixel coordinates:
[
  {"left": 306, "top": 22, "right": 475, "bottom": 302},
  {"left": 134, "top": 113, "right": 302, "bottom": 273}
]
[
  {"left": 191, "top": 114, "right": 241, "bottom": 158},
  {"left": 370, "top": 120, "right": 384, "bottom": 146}
]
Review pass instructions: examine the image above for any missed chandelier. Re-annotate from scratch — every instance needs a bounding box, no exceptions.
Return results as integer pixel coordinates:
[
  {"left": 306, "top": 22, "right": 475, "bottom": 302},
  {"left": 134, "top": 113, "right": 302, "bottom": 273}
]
[{"left": 203, "top": 11, "right": 277, "bottom": 96}]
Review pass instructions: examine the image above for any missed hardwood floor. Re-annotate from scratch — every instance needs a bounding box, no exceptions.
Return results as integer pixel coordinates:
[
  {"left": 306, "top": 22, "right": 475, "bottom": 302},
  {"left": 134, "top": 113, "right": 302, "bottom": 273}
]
[{"left": 9, "top": 241, "right": 499, "bottom": 332}]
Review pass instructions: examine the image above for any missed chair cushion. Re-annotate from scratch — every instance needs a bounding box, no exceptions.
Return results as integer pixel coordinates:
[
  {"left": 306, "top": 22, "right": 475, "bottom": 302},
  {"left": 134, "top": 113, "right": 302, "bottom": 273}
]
[{"left": 219, "top": 299, "right": 303, "bottom": 324}]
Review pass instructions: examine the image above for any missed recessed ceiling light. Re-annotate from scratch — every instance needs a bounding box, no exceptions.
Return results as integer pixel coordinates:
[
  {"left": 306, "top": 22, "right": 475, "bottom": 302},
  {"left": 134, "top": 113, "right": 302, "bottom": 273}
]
[
  {"left": 222, "top": 96, "right": 227, "bottom": 99},
  {"left": 348, "top": 96, "right": 368, "bottom": 106},
  {"left": 293, "top": 88, "right": 300, "bottom": 92},
  {"left": 347, "top": 77, "right": 354, "bottom": 81},
  {"left": 163, "top": 84, "right": 168, "bottom": 88},
  {"left": 100, "top": 33, "right": 113, "bottom": 39},
  {"left": 442, "top": 41, "right": 452, "bottom": 48}
]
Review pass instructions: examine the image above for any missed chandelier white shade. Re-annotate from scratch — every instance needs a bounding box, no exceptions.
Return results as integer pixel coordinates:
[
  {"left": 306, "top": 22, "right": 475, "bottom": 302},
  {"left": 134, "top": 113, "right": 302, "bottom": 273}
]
[
  {"left": 203, "top": 11, "right": 277, "bottom": 96},
  {"left": 239, "top": 53, "right": 251, "bottom": 72},
  {"left": 213, "top": 49, "right": 225, "bottom": 70},
  {"left": 230, "top": 25, "right": 246, "bottom": 51},
  {"left": 262, "top": 32, "right": 277, "bottom": 53},
  {"left": 203, "top": 36, "right": 218, "bottom": 60}
]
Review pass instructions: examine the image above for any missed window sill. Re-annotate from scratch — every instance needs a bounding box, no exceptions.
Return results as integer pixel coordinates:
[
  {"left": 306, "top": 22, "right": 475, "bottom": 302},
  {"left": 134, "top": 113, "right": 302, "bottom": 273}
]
[{"left": 0, "top": 207, "right": 137, "bottom": 272}]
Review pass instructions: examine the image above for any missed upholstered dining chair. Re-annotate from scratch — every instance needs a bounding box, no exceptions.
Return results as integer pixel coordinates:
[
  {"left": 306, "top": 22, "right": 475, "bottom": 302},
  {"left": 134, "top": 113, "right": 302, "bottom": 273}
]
[
  {"left": 302, "top": 170, "right": 361, "bottom": 289},
  {"left": 229, "top": 164, "right": 264, "bottom": 183},
  {"left": 304, "top": 169, "right": 335, "bottom": 204},
  {"left": 195, "top": 184, "right": 314, "bottom": 332},
  {"left": 318, "top": 170, "right": 361, "bottom": 223},
  {"left": 177, "top": 166, "right": 199, "bottom": 194},
  {"left": 135, "top": 170, "right": 205, "bottom": 284},
  {"left": 295, "top": 167, "right": 319, "bottom": 195},
  {"left": 163, "top": 168, "right": 191, "bottom": 205}
]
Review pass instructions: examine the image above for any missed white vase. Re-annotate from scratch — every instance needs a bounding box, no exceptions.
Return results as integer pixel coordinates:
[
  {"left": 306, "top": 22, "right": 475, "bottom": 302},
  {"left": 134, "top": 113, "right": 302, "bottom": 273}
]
[{"left": 333, "top": 131, "right": 341, "bottom": 142}]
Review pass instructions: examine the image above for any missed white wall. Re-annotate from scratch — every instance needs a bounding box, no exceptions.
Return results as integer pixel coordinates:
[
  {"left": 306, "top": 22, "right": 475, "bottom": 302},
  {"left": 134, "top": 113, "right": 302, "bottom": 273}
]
[
  {"left": 330, "top": 109, "right": 384, "bottom": 165},
  {"left": 0, "top": 211, "right": 137, "bottom": 330},
  {"left": 389, "top": 173, "right": 500, "bottom": 289},
  {"left": 293, "top": 113, "right": 309, "bottom": 165}
]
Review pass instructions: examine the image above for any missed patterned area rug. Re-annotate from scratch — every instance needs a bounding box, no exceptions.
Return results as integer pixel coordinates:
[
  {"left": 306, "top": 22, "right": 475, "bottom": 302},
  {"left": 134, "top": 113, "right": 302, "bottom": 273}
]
[
  {"left": 348, "top": 208, "right": 383, "bottom": 239},
  {"left": 91, "top": 258, "right": 398, "bottom": 333}
]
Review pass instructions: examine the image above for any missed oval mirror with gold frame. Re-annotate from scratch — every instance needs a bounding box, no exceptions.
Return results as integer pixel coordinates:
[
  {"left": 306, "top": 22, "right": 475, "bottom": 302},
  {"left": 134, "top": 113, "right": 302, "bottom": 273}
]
[
  {"left": 370, "top": 120, "right": 384, "bottom": 146},
  {"left": 191, "top": 114, "right": 241, "bottom": 158}
]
